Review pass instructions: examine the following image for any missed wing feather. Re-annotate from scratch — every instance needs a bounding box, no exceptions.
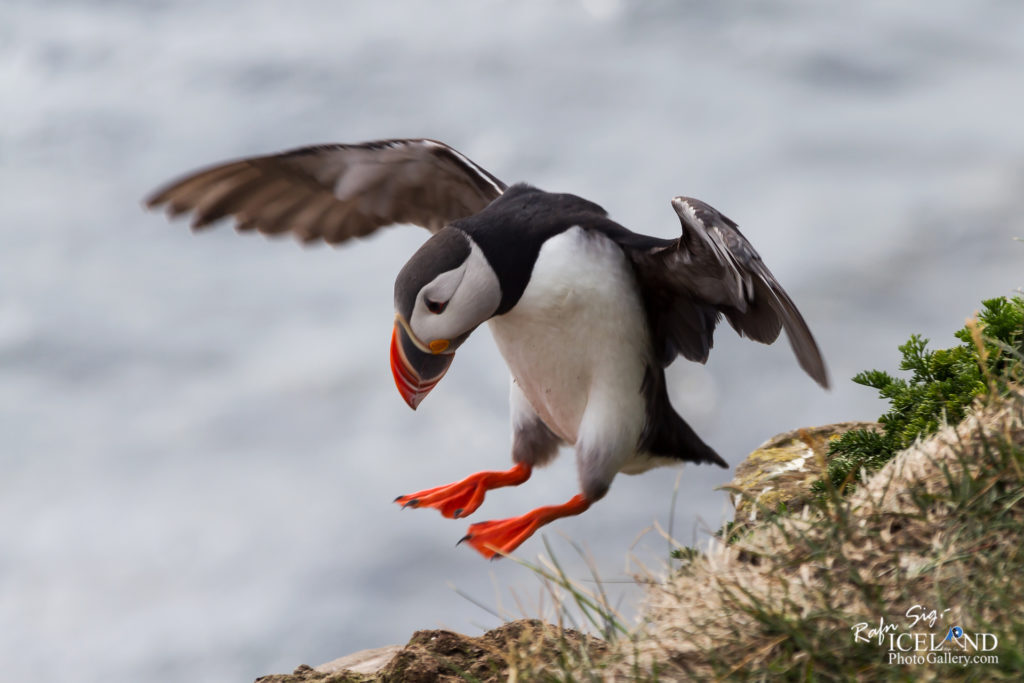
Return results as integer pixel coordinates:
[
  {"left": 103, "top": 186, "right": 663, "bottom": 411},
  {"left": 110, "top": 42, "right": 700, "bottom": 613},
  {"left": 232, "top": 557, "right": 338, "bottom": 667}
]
[
  {"left": 630, "top": 197, "right": 828, "bottom": 387},
  {"left": 145, "top": 139, "right": 507, "bottom": 245}
]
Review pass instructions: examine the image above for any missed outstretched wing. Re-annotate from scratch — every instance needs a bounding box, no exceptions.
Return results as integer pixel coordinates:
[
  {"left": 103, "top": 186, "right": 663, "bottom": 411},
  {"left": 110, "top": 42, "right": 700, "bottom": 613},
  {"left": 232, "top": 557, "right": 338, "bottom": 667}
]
[
  {"left": 628, "top": 196, "right": 829, "bottom": 388},
  {"left": 145, "top": 139, "right": 507, "bottom": 245}
]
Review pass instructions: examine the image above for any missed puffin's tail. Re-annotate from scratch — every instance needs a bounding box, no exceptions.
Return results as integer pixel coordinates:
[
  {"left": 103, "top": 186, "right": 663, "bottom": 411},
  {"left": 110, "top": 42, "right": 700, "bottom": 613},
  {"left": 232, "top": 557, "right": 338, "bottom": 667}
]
[{"left": 640, "top": 366, "right": 728, "bottom": 468}]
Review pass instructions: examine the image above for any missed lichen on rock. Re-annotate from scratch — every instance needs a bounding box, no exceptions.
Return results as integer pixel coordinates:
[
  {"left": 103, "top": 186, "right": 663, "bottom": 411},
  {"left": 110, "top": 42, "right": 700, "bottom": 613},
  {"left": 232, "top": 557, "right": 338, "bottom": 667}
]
[{"left": 723, "top": 421, "right": 880, "bottom": 524}]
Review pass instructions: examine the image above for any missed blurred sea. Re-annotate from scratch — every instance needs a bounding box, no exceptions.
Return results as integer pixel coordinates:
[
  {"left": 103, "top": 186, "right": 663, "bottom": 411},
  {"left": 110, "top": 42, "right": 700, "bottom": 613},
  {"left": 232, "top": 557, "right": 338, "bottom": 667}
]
[{"left": 2, "top": 1, "right": 1023, "bottom": 681}]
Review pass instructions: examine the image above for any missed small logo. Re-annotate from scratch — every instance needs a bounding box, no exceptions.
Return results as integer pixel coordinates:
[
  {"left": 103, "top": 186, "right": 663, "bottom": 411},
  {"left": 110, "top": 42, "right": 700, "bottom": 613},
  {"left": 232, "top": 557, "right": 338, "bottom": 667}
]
[{"left": 851, "top": 606, "right": 1000, "bottom": 666}]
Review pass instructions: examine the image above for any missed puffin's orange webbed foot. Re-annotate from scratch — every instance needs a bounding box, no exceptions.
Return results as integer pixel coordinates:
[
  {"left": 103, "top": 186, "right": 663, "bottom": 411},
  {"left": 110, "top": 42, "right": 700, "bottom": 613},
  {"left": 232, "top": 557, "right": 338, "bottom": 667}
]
[
  {"left": 394, "top": 463, "right": 531, "bottom": 519},
  {"left": 460, "top": 494, "right": 592, "bottom": 559}
]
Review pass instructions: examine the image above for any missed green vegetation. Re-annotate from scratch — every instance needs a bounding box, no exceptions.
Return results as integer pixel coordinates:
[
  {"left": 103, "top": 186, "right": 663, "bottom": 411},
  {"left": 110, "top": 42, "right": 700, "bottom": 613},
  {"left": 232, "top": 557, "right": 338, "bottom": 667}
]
[{"left": 814, "top": 296, "right": 1024, "bottom": 499}]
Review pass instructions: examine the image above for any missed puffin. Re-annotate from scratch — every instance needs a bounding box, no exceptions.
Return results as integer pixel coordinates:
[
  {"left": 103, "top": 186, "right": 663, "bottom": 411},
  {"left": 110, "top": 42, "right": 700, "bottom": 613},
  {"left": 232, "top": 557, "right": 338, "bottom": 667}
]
[{"left": 146, "top": 138, "right": 829, "bottom": 559}]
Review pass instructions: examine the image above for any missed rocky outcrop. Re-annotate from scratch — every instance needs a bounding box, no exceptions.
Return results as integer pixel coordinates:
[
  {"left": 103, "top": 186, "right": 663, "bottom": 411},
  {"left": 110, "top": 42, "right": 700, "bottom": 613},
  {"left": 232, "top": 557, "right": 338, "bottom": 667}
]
[
  {"left": 255, "top": 619, "right": 607, "bottom": 683},
  {"left": 615, "top": 390, "right": 1024, "bottom": 679}
]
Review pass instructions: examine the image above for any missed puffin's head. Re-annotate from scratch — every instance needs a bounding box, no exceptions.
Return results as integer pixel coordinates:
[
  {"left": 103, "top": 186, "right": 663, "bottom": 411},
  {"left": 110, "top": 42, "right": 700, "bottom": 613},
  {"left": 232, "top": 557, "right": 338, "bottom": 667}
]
[{"left": 391, "top": 227, "right": 501, "bottom": 409}]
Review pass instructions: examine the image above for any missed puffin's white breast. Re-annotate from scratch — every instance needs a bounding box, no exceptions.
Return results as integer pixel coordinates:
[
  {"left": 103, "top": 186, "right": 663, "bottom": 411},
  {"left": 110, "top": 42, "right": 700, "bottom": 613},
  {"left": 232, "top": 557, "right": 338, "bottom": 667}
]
[{"left": 487, "top": 227, "right": 651, "bottom": 445}]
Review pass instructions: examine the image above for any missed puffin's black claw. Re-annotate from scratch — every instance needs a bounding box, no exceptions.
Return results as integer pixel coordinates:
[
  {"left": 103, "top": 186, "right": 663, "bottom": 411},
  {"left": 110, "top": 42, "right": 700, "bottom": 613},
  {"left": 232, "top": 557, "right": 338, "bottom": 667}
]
[
  {"left": 453, "top": 508, "right": 464, "bottom": 519},
  {"left": 394, "top": 495, "right": 404, "bottom": 502},
  {"left": 402, "top": 498, "right": 419, "bottom": 509},
  {"left": 457, "top": 534, "right": 471, "bottom": 546}
]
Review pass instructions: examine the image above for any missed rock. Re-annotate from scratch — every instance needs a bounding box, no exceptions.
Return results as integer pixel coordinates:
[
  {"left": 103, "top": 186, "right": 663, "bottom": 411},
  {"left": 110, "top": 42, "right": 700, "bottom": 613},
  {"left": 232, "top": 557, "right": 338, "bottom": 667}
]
[
  {"left": 722, "top": 421, "right": 880, "bottom": 525},
  {"left": 316, "top": 645, "right": 403, "bottom": 675},
  {"left": 255, "top": 619, "right": 608, "bottom": 682}
]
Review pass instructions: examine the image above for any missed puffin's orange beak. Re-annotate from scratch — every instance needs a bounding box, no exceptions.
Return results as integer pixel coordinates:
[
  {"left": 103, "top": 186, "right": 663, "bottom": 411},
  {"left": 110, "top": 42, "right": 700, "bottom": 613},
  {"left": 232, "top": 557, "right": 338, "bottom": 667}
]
[{"left": 390, "top": 322, "right": 454, "bottom": 410}]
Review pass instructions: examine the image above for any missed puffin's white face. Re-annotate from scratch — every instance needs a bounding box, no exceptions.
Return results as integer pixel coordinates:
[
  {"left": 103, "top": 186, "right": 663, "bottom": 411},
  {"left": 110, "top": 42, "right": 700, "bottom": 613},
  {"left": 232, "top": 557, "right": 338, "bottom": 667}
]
[
  {"left": 391, "top": 229, "right": 501, "bottom": 409},
  {"left": 407, "top": 242, "right": 500, "bottom": 349}
]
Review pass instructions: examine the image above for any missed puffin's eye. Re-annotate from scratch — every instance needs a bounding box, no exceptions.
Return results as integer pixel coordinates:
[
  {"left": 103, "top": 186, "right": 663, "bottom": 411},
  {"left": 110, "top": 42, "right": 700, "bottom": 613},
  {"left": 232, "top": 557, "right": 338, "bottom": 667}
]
[{"left": 425, "top": 298, "right": 448, "bottom": 315}]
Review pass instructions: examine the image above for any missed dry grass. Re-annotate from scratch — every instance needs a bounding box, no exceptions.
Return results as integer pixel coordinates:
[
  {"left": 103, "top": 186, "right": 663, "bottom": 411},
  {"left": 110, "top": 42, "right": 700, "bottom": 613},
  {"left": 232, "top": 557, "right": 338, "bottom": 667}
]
[{"left": 599, "top": 388, "right": 1024, "bottom": 681}]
